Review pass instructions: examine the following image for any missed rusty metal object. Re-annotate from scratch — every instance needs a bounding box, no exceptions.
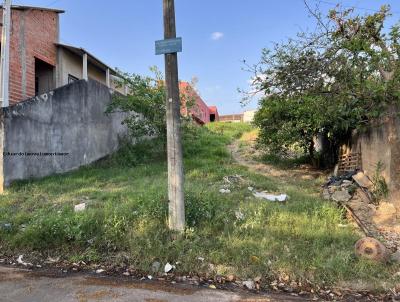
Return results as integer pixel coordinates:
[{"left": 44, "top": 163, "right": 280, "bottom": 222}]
[
  {"left": 355, "top": 237, "right": 389, "bottom": 262},
  {"left": 342, "top": 203, "right": 371, "bottom": 237}
]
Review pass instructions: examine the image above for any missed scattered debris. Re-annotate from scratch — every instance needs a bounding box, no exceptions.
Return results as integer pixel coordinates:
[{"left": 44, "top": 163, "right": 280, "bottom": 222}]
[
  {"left": 342, "top": 203, "right": 371, "bottom": 237},
  {"left": 164, "top": 262, "right": 173, "bottom": 273},
  {"left": 209, "top": 284, "right": 217, "bottom": 289},
  {"left": 352, "top": 172, "right": 373, "bottom": 189},
  {"left": 253, "top": 191, "right": 288, "bottom": 202},
  {"left": 45, "top": 256, "right": 60, "bottom": 264},
  {"left": 0, "top": 223, "right": 12, "bottom": 231},
  {"left": 355, "top": 237, "right": 389, "bottom": 262},
  {"left": 323, "top": 167, "right": 400, "bottom": 255},
  {"left": 147, "top": 275, "right": 153, "bottom": 280},
  {"left": 96, "top": 269, "right": 105, "bottom": 274},
  {"left": 242, "top": 280, "right": 255, "bottom": 290},
  {"left": 223, "top": 175, "right": 244, "bottom": 184},
  {"left": 16, "top": 255, "right": 32, "bottom": 266},
  {"left": 227, "top": 274, "right": 236, "bottom": 282},
  {"left": 331, "top": 190, "right": 352, "bottom": 203},
  {"left": 74, "top": 203, "right": 86, "bottom": 212},
  {"left": 323, "top": 170, "right": 376, "bottom": 204},
  {"left": 197, "top": 257, "right": 205, "bottom": 262},
  {"left": 123, "top": 271, "right": 130, "bottom": 276},
  {"left": 235, "top": 210, "right": 245, "bottom": 220},
  {"left": 342, "top": 179, "right": 353, "bottom": 186},
  {"left": 254, "top": 276, "right": 262, "bottom": 283},
  {"left": 325, "top": 171, "right": 357, "bottom": 187},
  {"left": 151, "top": 261, "right": 161, "bottom": 273},
  {"left": 219, "top": 189, "right": 231, "bottom": 194},
  {"left": 322, "top": 189, "right": 331, "bottom": 200}
]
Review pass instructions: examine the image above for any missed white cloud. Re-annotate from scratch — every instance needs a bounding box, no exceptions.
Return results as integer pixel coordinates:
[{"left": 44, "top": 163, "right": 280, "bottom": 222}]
[{"left": 211, "top": 32, "right": 224, "bottom": 41}]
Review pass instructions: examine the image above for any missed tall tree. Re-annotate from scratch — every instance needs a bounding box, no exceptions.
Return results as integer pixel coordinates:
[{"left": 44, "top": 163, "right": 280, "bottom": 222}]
[{"left": 247, "top": 3, "right": 400, "bottom": 164}]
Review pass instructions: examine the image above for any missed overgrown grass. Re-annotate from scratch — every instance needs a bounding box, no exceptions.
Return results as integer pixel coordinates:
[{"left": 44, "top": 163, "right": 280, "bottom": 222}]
[
  {"left": 260, "top": 153, "right": 311, "bottom": 170},
  {"left": 0, "top": 122, "right": 398, "bottom": 290},
  {"left": 207, "top": 121, "right": 254, "bottom": 139}
]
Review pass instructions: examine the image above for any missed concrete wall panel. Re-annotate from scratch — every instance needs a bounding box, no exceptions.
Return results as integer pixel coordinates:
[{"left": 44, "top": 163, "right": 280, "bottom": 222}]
[
  {"left": 3, "top": 79, "right": 128, "bottom": 185},
  {"left": 349, "top": 112, "right": 400, "bottom": 207}
]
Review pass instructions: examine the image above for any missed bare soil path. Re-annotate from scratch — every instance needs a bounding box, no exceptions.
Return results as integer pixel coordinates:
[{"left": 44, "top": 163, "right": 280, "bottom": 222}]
[{"left": 228, "top": 141, "right": 326, "bottom": 182}]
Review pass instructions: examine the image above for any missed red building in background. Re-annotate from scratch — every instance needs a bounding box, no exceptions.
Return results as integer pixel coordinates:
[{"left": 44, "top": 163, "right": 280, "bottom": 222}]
[
  {"left": 208, "top": 106, "right": 220, "bottom": 122},
  {"left": 179, "top": 82, "right": 219, "bottom": 125}
]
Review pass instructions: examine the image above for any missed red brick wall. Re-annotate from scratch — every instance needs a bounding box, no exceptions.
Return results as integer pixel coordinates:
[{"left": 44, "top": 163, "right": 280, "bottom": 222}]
[{"left": 0, "top": 8, "right": 59, "bottom": 105}]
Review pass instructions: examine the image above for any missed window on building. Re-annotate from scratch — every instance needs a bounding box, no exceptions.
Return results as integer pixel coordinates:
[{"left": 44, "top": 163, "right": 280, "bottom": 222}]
[
  {"left": 34, "top": 58, "right": 55, "bottom": 95},
  {"left": 68, "top": 74, "right": 79, "bottom": 84}
]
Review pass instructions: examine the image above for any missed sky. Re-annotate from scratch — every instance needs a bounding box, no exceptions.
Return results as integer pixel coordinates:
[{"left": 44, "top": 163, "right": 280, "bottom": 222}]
[{"left": 12, "top": 0, "right": 400, "bottom": 115}]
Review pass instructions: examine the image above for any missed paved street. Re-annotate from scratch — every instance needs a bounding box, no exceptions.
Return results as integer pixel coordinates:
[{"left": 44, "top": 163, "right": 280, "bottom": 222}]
[{"left": 0, "top": 266, "right": 308, "bottom": 302}]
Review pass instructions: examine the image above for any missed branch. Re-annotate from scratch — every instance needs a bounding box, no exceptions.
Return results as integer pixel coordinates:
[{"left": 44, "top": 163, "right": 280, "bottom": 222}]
[{"left": 304, "top": 0, "right": 330, "bottom": 34}]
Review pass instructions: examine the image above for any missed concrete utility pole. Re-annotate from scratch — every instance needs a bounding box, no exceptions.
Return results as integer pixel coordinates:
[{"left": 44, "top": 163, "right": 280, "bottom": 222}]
[
  {"left": 0, "top": 0, "right": 11, "bottom": 194},
  {"left": 163, "top": 0, "right": 185, "bottom": 232},
  {"left": 0, "top": 0, "right": 11, "bottom": 108}
]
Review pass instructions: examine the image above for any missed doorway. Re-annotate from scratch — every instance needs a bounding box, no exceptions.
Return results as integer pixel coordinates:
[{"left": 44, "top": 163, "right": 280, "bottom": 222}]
[{"left": 35, "top": 58, "right": 55, "bottom": 95}]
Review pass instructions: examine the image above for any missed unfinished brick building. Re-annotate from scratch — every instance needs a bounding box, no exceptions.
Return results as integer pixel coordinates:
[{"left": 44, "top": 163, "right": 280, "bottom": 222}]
[
  {"left": 0, "top": 5, "right": 63, "bottom": 105},
  {"left": 0, "top": 5, "right": 128, "bottom": 106}
]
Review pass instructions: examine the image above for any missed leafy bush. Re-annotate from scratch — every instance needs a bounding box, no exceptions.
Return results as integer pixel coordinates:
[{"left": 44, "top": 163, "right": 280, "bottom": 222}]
[
  {"left": 372, "top": 161, "right": 389, "bottom": 203},
  {"left": 106, "top": 67, "right": 167, "bottom": 142},
  {"left": 248, "top": 5, "right": 400, "bottom": 164}
]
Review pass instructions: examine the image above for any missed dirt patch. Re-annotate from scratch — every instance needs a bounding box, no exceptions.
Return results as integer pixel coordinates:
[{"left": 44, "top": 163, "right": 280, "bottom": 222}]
[{"left": 228, "top": 142, "right": 325, "bottom": 182}]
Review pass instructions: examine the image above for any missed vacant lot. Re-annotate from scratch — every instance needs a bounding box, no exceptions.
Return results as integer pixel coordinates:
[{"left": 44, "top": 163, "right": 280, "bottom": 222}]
[{"left": 0, "top": 122, "right": 398, "bottom": 293}]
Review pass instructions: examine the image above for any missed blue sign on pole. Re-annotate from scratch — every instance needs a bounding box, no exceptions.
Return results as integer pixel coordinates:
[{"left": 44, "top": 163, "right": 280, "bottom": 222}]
[{"left": 155, "top": 37, "right": 182, "bottom": 55}]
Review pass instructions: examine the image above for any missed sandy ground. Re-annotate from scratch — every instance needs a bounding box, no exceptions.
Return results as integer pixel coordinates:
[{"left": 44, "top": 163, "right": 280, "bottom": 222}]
[{"left": 228, "top": 141, "right": 325, "bottom": 182}]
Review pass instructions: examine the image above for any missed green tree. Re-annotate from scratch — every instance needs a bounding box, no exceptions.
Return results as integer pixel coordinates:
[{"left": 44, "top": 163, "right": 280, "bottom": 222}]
[
  {"left": 106, "top": 67, "right": 198, "bottom": 147},
  {"left": 248, "top": 3, "right": 400, "bottom": 165},
  {"left": 106, "top": 67, "right": 167, "bottom": 142}
]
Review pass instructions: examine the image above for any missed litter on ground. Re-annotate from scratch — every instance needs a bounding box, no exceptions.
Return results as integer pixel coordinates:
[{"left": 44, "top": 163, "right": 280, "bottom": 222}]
[
  {"left": 164, "top": 262, "right": 174, "bottom": 273},
  {"left": 17, "top": 255, "right": 32, "bottom": 267},
  {"left": 74, "top": 203, "right": 86, "bottom": 212},
  {"left": 253, "top": 191, "right": 288, "bottom": 202}
]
